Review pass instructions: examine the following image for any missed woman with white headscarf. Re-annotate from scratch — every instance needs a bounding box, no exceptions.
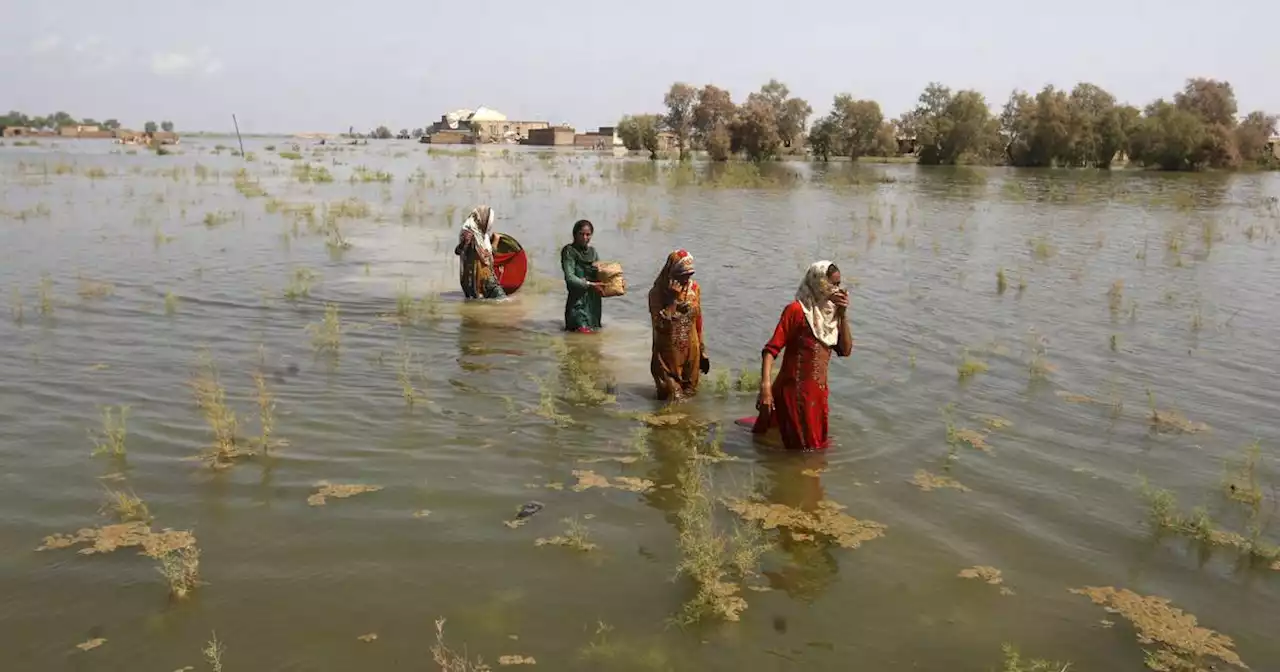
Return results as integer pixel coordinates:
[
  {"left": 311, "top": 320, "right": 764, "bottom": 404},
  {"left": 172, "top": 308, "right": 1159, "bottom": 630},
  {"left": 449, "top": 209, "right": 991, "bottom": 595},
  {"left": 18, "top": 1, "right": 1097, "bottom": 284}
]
[
  {"left": 454, "top": 205, "right": 506, "bottom": 299},
  {"left": 751, "top": 261, "right": 853, "bottom": 451}
]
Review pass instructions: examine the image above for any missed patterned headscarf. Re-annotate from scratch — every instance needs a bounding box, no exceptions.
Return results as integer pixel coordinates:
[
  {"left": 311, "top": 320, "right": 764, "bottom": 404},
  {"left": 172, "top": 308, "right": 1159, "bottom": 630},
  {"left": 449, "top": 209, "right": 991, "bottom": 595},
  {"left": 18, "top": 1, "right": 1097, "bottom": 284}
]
[
  {"left": 460, "top": 205, "right": 495, "bottom": 255},
  {"left": 796, "top": 261, "right": 840, "bottom": 346},
  {"left": 649, "top": 249, "right": 696, "bottom": 315}
]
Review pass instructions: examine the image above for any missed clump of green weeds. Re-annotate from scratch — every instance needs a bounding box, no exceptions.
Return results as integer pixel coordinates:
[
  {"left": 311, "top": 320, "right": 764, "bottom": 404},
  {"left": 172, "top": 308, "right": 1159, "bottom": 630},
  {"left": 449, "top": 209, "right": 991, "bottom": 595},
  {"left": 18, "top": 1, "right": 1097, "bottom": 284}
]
[
  {"left": 352, "top": 165, "right": 393, "bottom": 183},
  {"left": 735, "top": 368, "right": 762, "bottom": 392},
  {"left": 1138, "top": 477, "right": 1279, "bottom": 564},
  {"left": 10, "top": 287, "right": 24, "bottom": 324},
  {"left": 1107, "top": 280, "right": 1124, "bottom": 315},
  {"left": 431, "top": 618, "right": 490, "bottom": 672},
  {"left": 536, "top": 516, "right": 599, "bottom": 552},
  {"left": 164, "top": 291, "right": 178, "bottom": 315},
  {"left": 283, "top": 268, "right": 318, "bottom": 301},
  {"left": 38, "top": 274, "right": 54, "bottom": 315},
  {"left": 233, "top": 169, "right": 267, "bottom": 198},
  {"left": 672, "top": 451, "right": 766, "bottom": 624},
  {"left": 191, "top": 352, "right": 249, "bottom": 468},
  {"left": 1026, "top": 330, "right": 1053, "bottom": 380},
  {"left": 397, "top": 342, "right": 423, "bottom": 408},
  {"left": 307, "top": 303, "right": 342, "bottom": 354},
  {"left": 251, "top": 369, "right": 278, "bottom": 454},
  {"left": 292, "top": 163, "right": 334, "bottom": 183},
  {"left": 156, "top": 544, "right": 202, "bottom": 598},
  {"left": 91, "top": 405, "right": 130, "bottom": 457},
  {"left": 203, "top": 632, "right": 225, "bottom": 672},
  {"left": 203, "top": 211, "right": 234, "bottom": 228},
  {"left": 999, "top": 644, "right": 1070, "bottom": 672},
  {"left": 996, "top": 267, "right": 1008, "bottom": 294},
  {"left": 531, "top": 375, "right": 573, "bottom": 427},
  {"left": 957, "top": 349, "right": 988, "bottom": 379},
  {"left": 1222, "top": 440, "right": 1265, "bottom": 507},
  {"left": 278, "top": 151, "right": 303, "bottom": 160},
  {"left": 101, "top": 487, "right": 152, "bottom": 523}
]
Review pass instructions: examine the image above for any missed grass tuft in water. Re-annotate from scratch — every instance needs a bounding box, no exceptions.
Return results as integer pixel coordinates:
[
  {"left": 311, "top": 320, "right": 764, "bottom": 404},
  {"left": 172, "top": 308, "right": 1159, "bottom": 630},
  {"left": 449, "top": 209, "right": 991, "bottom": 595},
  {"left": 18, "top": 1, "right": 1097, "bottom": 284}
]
[
  {"left": 101, "top": 487, "right": 152, "bottom": 523},
  {"left": 191, "top": 352, "right": 249, "bottom": 468},
  {"left": 998, "top": 644, "right": 1071, "bottom": 672},
  {"left": 251, "top": 368, "right": 278, "bottom": 454},
  {"left": 1221, "top": 440, "right": 1265, "bottom": 508},
  {"left": 535, "top": 516, "right": 599, "bottom": 552},
  {"left": 156, "top": 545, "right": 202, "bottom": 599},
  {"left": 1107, "top": 280, "right": 1124, "bottom": 315},
  {"left": 203, "top": 632, "right": 225, "bottom": 672},
  {"left": 307, "top": 304, "right": 342, "bottom": 355},
  {"left": 734, "top": 368, "right": 762, "bottom": 392},
  {"left": 431, "top": 618, "right": 490, "bottom": 672},
  {"left": 90, "top": 405, "right": 130, "bottom": 457},
  {"left": 672, "top": 455, "right": 756, "bottom": 624},
  {"left": 397, "top": 342, "right": 423, "bottom": 408},
  {"left": 957, "top": 349, "right": 988, "bottom": 379},
  {"left": 9, "top": 287, "right": 23, "bottom": 324},
  {"left": 38, "top": 274, "right": 54, "bottom": 315},
  {"left": 283, "top": 268, "right": 318, "bottom": 301}
]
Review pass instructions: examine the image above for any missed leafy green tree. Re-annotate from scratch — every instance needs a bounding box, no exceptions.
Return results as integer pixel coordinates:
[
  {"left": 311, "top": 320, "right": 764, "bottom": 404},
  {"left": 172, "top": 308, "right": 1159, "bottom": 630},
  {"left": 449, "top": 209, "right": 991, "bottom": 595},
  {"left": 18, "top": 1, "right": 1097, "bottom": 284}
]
[
  {"left": 663, "top": 82, "right": 697, "bottom": 160},
  {"left": 411, "top": 128, "right": 424, "bottom": 138},
  {"left": 751, "top": 79, "right": 811, "bottom": 147},
  {"left": 706, "top": 120, "right": 732, "bottom": 162},
  {"left": 161, "top": 120, "right": 174, "bottom": 133},
  {"left": 50, "top": 111, "right": 75, "bottom": 128},
  {"left": 102, "top": 119, "right": 121, "bottom": 131},
  {"left": 373, "top": 126, "right": 392, "bottom": 139},
  {"left": 872, "top": 122, "right": 899, "bottom": 157},
  {"left": 1235, "top": 111, "right": 1278, "bottom": 165},
  {"left": 617, "top": 114, "right": 661, "bottom": 158},
  {"left": 693, "top": 85, "right": 734, "bottom": 151},
  {"left": 144, "top": 121, "right": 158, "bottom": 133},
  {"left": 836, "top": 96, "right": 884, "bottom": 160},
  {"left": 915, "top": 84, "right": 999, "bottom": 165},
  {"left": 1128, "top": 100, "right": 1208, "bottom": 171},
  {"left": 1175, "top": 79, "right": 1237, "bottom": 127},
  {"left": 807, "top": 117, "right": 839, "bottom": 161},
  {"left": 732, "top": 96, "right": 782, "bottom": 162}
]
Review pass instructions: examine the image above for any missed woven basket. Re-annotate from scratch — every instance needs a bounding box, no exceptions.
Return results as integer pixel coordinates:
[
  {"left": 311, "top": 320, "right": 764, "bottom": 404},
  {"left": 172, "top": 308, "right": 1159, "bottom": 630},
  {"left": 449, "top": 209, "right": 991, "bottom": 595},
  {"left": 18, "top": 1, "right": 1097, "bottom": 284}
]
[{"left": 596, "top": 261, "right": 626, "bottom": 297}]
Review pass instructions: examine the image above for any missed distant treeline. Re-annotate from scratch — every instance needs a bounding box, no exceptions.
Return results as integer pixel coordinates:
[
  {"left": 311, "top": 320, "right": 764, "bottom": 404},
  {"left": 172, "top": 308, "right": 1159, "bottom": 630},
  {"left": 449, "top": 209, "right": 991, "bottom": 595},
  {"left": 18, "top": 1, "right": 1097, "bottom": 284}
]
[
  {"left": 1, "top": 111, "right": 174, "bottom": 134},
  {"left": 620, "top": 79, "right": 1278, "bottom": 171}
]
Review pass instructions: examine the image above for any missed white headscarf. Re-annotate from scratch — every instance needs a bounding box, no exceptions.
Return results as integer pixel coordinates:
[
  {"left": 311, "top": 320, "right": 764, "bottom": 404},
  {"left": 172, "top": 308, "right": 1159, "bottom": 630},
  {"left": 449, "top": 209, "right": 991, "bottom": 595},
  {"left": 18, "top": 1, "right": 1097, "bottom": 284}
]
[
  {"left": 460, "top": 205, "right": 495, "bottom": 255},
  {"left": 796, "top": 261, "right": 840, "bottom": 346}
]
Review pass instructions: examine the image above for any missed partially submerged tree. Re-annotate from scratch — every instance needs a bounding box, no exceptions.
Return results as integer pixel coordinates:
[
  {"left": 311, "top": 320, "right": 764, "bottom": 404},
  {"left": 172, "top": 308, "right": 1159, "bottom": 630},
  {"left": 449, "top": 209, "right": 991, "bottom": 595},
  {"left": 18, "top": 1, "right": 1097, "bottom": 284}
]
[{"left": 618, "top": 114, "right": 661, "bottom": 159}]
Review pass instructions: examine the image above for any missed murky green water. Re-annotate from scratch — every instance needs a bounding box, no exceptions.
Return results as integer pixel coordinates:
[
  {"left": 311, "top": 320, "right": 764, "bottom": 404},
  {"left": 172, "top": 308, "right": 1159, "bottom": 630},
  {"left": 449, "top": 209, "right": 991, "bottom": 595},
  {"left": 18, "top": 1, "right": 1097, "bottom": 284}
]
[{"left": 2, "top": 138, "right": 1279, "bottom": 671}]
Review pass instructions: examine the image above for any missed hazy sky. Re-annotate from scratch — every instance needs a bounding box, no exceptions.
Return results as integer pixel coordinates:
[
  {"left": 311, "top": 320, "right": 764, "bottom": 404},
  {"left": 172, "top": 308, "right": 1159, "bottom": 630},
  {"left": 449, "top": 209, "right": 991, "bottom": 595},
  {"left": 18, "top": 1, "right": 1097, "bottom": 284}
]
[{"left": 4, "top": 0, "right": 1276, "bottom": 134}]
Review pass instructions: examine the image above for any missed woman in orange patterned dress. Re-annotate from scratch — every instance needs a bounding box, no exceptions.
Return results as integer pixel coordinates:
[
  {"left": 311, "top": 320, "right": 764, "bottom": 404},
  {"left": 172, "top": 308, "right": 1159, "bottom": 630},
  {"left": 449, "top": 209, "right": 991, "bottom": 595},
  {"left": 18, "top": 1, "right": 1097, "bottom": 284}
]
[
  {"left": 752, "top": 261, "right": 853, "bottom": 451},
  {"left": 648, "top": 249, "right": 710, "bottom": 401}
]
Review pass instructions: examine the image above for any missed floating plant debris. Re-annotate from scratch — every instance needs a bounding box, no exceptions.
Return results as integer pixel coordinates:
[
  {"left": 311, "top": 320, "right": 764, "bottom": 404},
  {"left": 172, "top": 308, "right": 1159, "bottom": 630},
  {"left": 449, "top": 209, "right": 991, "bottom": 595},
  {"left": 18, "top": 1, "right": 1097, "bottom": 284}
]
[
  {"left": 535, "top": 518, "right": 597, "bottom": 551},
  {"left": 911, "top": 470, "right": 971, "bottom": 492},
  {"left": 578, "top": 456, "right": 640, "bottom": 465},
  {"left": 357, "top": 633, "right": 378, "bottom": 643},
  {"left": 307, "top": 482, "right": 382, "bottom": 506},
  {"left": 38, "top": 522, "right": 195, "bottom": 556},
  {"left": 952, "top": 428, "right": 991, "bottom": 453},
  {"left": 958, "top": 565, "right": 1004, "bottom": 584},
  {"left": 570, "top": 470, "right": 653, "bottom": 493},
  {"left": 725, "top": 499, "right": 886, "bottom": 549},
  {"left": 1070, "top": 586, "right": 1246, "bottom": 671},
  {"left": 499, "top": 654, "right": 537, "bottom": 665},
  {"left": 800, "top": 468, "right": 825, "bottom": 477},
  {"left": 977, "top": 415, "right": 1013, "bottom": 430},
  {"left": 413, "top": 510, "right": 432, "bottom": 518},
  {"left": 76, "top": 638, "right": 107, "bottom": 651},
  {"left": 1056, "top": 390, "right": 1099, "bottom": 404},
  {"left": 1149, "top": 408, "right": 1209, "bottom": 434}
]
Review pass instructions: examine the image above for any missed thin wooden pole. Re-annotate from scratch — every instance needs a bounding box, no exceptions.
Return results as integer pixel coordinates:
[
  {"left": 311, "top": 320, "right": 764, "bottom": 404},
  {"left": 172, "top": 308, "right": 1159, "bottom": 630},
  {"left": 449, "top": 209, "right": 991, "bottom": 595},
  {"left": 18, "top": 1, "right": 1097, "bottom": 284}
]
[{"left": 232, "top": 114, "right": 245, "bottom": 158}]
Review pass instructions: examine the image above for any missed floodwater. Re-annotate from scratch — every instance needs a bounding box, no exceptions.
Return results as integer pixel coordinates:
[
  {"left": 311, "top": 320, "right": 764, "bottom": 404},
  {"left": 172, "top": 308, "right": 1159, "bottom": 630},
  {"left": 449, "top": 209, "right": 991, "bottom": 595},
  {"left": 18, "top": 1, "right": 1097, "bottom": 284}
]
[{"left": 2, "top": 138, "right": 1279, "bottom": 671}]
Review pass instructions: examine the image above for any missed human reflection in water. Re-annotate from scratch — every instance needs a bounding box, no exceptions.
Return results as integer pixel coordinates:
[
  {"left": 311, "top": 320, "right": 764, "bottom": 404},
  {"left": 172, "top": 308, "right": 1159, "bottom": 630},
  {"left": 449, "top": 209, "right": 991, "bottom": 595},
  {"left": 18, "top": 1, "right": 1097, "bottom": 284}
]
[
  {"left": 756, "top": 451, "right": 840, "bottom": 602},
  {"left": 554, "top": 328, "right": 617, "bottom": 405}
]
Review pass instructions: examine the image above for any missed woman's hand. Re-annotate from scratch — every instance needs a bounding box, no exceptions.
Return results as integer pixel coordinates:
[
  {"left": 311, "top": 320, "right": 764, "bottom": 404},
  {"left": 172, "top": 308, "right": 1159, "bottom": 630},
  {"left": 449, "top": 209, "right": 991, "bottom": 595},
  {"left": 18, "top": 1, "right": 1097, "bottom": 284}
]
[
  {"left": 756, "top": 384, "right": 774, "bottom": 413},
  {"left": 589, "top": 281, "right": 605, "bottom": 295},
  {"left": 832, "top": 290, "right": 850, "bottom": 315}
]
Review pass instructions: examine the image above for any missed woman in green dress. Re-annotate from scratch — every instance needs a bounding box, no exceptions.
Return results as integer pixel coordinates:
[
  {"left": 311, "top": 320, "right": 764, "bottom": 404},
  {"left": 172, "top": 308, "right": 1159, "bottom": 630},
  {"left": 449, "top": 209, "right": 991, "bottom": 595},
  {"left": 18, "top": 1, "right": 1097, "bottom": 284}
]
[{"left": 561, "top": 219, "right": 604, "bottom": 333}]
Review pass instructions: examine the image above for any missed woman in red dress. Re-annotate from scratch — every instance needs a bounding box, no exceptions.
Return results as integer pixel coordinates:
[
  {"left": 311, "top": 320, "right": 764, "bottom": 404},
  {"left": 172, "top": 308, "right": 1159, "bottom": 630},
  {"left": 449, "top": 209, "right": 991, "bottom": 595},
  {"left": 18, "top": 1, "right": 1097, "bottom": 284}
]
[{"left": 752, "top": 261, "right": 853, "bottom": 451}]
